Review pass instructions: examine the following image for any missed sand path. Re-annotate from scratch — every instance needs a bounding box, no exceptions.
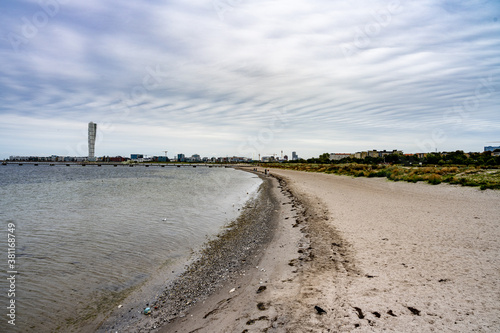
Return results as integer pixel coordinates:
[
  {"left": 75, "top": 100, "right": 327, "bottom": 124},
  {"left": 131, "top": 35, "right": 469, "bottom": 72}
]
[
  {"left": 269, "top": 168, "right": 500, "bottom": 332},
  {"left": 155, "top": 168, "right": 500, "bottom": 332}
]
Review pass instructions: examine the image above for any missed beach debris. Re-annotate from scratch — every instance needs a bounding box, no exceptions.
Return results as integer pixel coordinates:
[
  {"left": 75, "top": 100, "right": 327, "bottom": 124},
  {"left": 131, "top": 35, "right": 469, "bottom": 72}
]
[
  {"left": 407, "top": 306, "right": 421, "bottom": 316},
  {"left": 229, "top": 288, "right": 236, "bottom": 293},
  {"left": 246, "top": 316, "right": 268, "bottom": 325},
  {"left": 257, "top": 302, "right": 267, "bottom": 310},
  {"left": 315, "top": 305, "right": 327, "bottom": 315},
  {"left": 162, "top": 218, "right": 167, "bottom": 221},
  {"left": 256, "top": 286, "right": 267, "bottom": 294},
  {"left": 354, "top": 307, "right": 365, "bottom": 319},
  {"left": 144, "top": 307, "right": 151, "bottom": 315},
  {"left": 118, "top": 304, "right": 123, "bottom": 308}
]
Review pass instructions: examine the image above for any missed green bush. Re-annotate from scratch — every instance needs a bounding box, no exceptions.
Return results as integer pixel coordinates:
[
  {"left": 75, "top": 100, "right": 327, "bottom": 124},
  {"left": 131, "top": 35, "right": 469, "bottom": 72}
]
[{"left": 427, "top": 174, "right": 442, "bottom": 185}]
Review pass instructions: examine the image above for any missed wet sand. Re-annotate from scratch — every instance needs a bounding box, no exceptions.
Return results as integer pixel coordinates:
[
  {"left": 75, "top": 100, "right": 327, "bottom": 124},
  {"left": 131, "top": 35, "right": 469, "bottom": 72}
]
[{"left": 150, "top": 167, "right": 500, "bottom": 332}]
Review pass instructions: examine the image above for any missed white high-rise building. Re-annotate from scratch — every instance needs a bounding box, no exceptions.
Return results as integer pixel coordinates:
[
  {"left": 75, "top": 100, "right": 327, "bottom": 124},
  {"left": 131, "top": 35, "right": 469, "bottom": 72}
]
[{"left": 88, "top": 122, "right": 97, "bottom": 160}]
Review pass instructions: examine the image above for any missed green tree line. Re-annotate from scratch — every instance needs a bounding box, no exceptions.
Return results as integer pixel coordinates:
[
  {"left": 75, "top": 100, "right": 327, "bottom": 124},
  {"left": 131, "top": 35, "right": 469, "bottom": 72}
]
[{"left": 297, "top": 150, "right": 500, "bottom": 167}]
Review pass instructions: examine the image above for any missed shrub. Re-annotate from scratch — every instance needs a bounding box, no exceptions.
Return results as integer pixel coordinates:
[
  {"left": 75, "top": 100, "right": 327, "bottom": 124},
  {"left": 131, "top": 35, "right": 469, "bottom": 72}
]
[
  {"left": 406, "top": 175, "right": 423, "bottom": 183},
  {"left": 427, "top": 174, "right": 442, "bottom": 185}
]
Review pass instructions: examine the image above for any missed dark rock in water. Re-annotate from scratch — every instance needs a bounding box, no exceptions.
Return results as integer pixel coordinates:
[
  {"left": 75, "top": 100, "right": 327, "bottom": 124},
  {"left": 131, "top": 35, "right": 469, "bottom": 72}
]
[{"left": 314, "top": 305, "right": 327, "bottom": 315}]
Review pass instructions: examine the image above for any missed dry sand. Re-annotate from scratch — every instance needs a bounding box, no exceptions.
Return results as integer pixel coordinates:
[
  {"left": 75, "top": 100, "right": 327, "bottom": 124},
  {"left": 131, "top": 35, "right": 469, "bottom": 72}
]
[{"left": 154, "top": 167, "right": 500, "bottom": 332}]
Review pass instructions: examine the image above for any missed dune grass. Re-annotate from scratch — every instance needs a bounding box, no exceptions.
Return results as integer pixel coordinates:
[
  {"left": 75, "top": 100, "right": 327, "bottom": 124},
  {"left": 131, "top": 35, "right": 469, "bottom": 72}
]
[{"left": 263, "top": 163, "right": 500, "bottom": 190}]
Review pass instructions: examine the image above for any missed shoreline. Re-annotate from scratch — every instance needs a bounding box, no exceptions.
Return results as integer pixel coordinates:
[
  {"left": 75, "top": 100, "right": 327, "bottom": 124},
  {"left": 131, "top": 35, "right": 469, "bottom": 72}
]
[
  {"left": 152, "top": 167, "right": 312, "bottom": 332},
  {"left": 100, "top": 167, "right": 500, "bottom": 332},
  {"left": 96, "top": 169, "right": 287, "bottom": 332}
]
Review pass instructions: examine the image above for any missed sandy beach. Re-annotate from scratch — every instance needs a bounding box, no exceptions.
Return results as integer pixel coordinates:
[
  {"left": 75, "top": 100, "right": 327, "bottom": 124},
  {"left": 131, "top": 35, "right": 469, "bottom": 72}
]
[
  {"left": 148, "top": 167, "right": 500, "bottom": 332},
  {"left": 106, "top": 167, "right": 500, "bottom": 332},
  {"left": 262, "top": 168, "right": 500, "bottom": 332}
]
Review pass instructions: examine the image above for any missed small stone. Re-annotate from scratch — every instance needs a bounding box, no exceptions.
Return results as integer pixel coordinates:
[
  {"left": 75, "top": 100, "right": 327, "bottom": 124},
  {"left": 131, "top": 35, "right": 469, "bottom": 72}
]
[
  {"left": 256, "top": 286, "right": 267, "bottom": 294},
  {"left": 315, "top": 305, "right": 327, "bottom": 315}
]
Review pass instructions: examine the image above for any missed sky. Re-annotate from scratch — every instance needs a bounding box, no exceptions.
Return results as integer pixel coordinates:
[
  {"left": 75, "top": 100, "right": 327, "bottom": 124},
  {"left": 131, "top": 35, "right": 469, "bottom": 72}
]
[{"left": 1, "top": 0, "right": 499, "bottom": 160}]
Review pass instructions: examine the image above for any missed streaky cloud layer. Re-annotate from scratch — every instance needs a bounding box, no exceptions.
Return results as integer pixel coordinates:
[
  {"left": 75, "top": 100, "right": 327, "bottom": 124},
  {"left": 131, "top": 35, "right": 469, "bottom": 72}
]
[{"left": 1, "top": 0, "right": 499, "bottom": 158}]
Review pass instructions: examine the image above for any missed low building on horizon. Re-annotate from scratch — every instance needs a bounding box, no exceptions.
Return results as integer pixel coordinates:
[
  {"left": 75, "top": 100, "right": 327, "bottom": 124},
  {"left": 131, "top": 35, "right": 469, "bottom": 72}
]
[
  {"left": 484, "top": 146, "right": 500, "bottom": 152},
  {"left": 329, "top": 153, "right": 351, "bottom": 161}
]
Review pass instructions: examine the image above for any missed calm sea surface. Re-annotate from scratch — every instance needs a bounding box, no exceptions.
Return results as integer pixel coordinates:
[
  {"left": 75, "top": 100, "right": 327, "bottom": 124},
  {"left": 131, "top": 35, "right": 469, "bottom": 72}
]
[{"left": 0, "top": 164, "right": 261, "bottom": 332}]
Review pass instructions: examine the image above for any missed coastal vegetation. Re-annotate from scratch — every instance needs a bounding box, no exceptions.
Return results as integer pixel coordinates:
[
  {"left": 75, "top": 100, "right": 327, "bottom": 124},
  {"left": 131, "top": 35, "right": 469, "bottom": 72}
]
[{"left": 261, "top": 151, "right": 500, "bottom": 190}]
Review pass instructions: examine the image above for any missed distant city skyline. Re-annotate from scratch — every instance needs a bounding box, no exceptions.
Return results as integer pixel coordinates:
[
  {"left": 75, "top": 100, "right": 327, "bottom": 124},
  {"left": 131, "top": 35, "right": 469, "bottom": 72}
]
[
  {"left": 2, "top": 121, "right": 497, "bottom": 161},
  {"left": 7, "top": 145, "right": 499, "bottom": 163},
  {"left": 1, "top": 1, "right": 499, "bottom": 159}
]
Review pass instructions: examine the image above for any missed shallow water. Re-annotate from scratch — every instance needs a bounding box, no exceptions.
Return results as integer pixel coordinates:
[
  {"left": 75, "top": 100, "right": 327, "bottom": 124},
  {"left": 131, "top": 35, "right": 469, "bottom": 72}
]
[{"left": 0, "top": 164, "right": 261, "bottom": 332}]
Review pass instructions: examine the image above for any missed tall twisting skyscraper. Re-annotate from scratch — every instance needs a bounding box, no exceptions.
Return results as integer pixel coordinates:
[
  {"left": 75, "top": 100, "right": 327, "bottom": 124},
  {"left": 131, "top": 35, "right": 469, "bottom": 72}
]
[{"left": 88, "top": 122, "right": 97, "bottom": 160}]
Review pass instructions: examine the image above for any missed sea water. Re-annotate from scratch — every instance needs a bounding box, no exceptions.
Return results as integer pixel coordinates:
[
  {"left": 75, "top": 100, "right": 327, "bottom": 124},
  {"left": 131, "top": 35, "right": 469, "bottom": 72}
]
[{"left": 0, "top": 164, "right": 261, "bottom": 332}]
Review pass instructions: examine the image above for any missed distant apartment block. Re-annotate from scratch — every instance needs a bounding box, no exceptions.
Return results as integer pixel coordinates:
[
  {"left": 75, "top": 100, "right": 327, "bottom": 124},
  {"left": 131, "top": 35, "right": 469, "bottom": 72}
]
[
  {"left": 346, "top": 149, "right": 404, "bottom": 160},
  {"left": 292, "top": 151, "right": 298, "bottom": 160},
  {"left": 131, "top": 154, "right": 144, "bottom": 160},
  {"left": 152, "top": 156, "right": 168, "bottom": 162},
  {"left": 329, "top": 153, "right": 351, "bottom": 161},
  {"left": 377, "top": 149, "right": 403, "bottom": 157},
  {"left": 107, "top": 156, "right": 128, "bottom": 162},
  {"left": 261, "top": 156, "right": 275, "bottom": 162},
  {"left": 484, "top": 146, "right": 500, "bottom": 152}
]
